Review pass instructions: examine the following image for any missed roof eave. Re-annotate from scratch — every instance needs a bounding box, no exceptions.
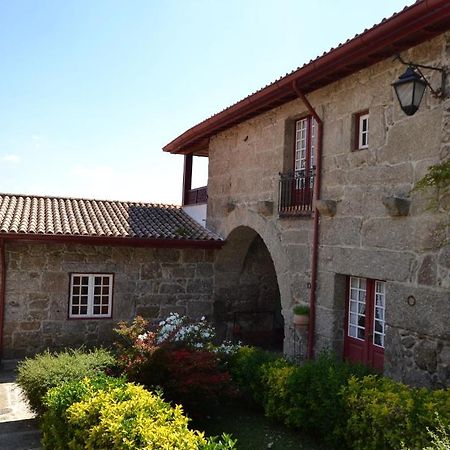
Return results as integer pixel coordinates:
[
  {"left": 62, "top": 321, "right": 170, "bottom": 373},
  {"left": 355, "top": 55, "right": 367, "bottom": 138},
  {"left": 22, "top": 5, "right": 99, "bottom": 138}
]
[
  {"left": 163, "top": 0, "right": 450, "bottom": 155},
  {"left": 0, "top": 233, "right": 224, "bottom": 249}
]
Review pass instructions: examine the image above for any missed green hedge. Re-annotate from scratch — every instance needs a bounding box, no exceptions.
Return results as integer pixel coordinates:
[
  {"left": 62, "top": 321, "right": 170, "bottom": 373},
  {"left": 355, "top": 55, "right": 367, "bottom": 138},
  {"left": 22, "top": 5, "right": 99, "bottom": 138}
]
[
  {"left": 17, "top": 348, "right": 116, "bottom": 415},
  {"left": 341, "top": 375, "right": 450, "bottom": 450},
  {"left": 227, "top": 346, "right": 281, "bottom": 405},
  {"left": 262, "top": 352, "right": 371, "bottom": 443},
  {"left": 41, "top": 375, "right": 236, "bottom": 450},
  {"left": 228, "top": 348, "right": 450, "bottom": 449}
]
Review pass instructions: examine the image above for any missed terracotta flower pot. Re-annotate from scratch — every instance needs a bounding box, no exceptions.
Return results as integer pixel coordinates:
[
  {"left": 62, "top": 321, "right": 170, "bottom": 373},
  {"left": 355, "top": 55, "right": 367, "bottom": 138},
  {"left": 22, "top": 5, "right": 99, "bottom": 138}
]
[{"left": 293, "top": 314, "right": 309, "bottom": 327}]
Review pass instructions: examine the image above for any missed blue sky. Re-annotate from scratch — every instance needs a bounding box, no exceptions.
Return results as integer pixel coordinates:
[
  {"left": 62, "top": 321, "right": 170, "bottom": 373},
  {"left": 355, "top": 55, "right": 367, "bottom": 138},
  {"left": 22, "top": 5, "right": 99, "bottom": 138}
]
[{"left": 0, "top": 0, "right": 414, "bottom": 205}]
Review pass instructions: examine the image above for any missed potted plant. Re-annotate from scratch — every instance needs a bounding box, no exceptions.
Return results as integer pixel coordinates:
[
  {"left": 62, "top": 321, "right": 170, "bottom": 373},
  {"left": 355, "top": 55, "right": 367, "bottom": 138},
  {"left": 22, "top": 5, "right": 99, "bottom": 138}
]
[{"left": 293, "top": 304, "right": 310, "bottom": 327}]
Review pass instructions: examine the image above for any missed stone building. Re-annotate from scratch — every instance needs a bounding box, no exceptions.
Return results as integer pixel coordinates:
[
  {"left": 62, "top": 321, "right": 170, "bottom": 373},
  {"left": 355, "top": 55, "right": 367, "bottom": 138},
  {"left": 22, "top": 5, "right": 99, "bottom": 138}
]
[
  {"left": 164, "top": 1, "right": 450, "bottom": 387},
  {"left": 0, "top": 194, "right": 222, "bottom": 358}
]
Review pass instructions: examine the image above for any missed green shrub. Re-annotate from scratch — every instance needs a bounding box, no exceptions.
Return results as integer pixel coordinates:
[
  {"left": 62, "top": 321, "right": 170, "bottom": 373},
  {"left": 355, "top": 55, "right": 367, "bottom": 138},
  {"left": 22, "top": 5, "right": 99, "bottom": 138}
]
[
  {"left": 260, "top": 361, "right": 296, "bottom": 421},
  {"left": 227, "top": 346, "right": 283, "bottom": 404},
  {"left": 422, "top": 416, "right": 450, "bottom": 450},
  {"left": 200, "top": 434, "right": 237, "bottom": 449},
  {"left": 341, "top": 375, "right": 450, "bottom": 450},
  {"left": 17, "top": 347, "right": 115, "bottom": 415},
  {"left": 262, "top": 352, "right": 371, "bottom": 445},
  {"left": 42, "top": 375, "right": 236, "bottom": 450}
]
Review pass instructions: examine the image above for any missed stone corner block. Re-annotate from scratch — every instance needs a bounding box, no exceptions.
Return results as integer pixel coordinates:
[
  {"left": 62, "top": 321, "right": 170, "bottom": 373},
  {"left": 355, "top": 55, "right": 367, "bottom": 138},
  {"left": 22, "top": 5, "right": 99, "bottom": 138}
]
[
  {"left": 315, "top": 199, "right": 337, "bottom": 217},
  {"left": 382, "top": 196, "right": 410, "bottom": 217}
]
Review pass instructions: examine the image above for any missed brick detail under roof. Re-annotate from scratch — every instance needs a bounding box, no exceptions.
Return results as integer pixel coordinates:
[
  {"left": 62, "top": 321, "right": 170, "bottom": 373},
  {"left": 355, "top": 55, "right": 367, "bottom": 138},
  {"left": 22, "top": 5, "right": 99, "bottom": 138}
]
[{"left": 0, "top": 193, "right": 220, "bottom": 242}]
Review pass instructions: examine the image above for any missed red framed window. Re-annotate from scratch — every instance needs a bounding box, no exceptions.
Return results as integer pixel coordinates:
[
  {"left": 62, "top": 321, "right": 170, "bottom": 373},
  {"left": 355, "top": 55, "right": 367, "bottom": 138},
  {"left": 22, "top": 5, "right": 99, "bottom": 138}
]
[
  {"left": 69, "top": 273, "right": 113, "bottom": 318},
  {"left": 354, "top": 111, "right": 369, "bottom": 150},
  {"left": 344, "top": 276, "right": 385, "bottom": 371}
]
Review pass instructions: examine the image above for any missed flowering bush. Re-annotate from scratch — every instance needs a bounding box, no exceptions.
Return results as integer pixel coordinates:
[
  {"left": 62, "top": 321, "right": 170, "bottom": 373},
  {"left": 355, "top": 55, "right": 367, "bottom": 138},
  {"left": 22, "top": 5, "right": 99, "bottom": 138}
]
[
  {"left": 114, "top": 316, "right": 160, "bottom": 380},
  {"left": 163, "top": 348, "right": 236, "bottom": 414},
  {"left": 114, "top": 313, "right": 240, "bottom": 414}
]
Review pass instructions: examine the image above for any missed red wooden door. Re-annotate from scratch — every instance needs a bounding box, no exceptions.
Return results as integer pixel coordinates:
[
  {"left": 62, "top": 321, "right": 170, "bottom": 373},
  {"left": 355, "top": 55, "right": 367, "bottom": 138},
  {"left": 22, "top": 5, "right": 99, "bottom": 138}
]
[{"left": 344, "top": 277, "right": 385, "bottom": 371}]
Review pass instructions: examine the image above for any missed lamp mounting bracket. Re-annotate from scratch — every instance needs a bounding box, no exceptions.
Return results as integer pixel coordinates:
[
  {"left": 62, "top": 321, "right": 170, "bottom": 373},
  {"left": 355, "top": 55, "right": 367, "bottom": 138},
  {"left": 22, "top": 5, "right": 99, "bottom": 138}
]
[{"left": 394, "top": 54, "right": 447, "bottom": 99}]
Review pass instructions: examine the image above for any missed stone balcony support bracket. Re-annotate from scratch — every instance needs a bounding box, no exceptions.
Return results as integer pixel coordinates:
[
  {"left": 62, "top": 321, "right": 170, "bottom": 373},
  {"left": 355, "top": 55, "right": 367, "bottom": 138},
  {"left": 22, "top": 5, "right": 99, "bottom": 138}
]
[
  {"left": 382, "top": 196, "right": 411, "bottom": 217},
  {"left": 314, "top": 199, "right": 337, "bottom": 217}
]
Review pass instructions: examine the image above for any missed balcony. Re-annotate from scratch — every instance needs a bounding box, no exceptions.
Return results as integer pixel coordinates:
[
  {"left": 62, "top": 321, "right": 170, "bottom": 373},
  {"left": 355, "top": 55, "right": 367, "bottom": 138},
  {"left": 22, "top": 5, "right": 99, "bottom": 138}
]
[
  {"left": 185, "top": 186, "right": 208, "bottom": 205},
  {"left": 278, "top": 170, "right": 315, "bottom": 216}
]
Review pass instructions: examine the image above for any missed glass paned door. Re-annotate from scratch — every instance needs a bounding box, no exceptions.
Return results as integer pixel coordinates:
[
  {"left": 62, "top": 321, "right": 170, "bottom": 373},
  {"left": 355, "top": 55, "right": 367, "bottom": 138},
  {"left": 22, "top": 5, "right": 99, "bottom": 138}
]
[
  {"left": 293, "top": 116, "right": 316, "bottom": 207},
  {"left": 344, "top": 277, "right": 385, "bottom": 371},
  {"left": 294, "top": 118, "right": 308, "bottom": 172},
  {"left": 373, "top": 281, "right": 386, "bottom": 348}
]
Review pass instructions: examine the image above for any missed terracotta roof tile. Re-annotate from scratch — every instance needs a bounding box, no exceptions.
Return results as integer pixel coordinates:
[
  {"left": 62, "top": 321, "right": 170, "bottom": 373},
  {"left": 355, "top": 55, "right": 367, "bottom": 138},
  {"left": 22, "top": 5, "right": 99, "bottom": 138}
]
[{"left": 0, "top": 193, "right": 221, "bottom": 243}]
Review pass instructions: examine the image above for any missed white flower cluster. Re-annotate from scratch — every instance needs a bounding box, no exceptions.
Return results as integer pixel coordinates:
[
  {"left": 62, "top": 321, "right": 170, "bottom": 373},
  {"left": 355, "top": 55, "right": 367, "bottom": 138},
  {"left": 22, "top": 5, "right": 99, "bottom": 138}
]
[
  {"left": 137, "top": 332, "right": 149, "bottom": 341},
  {"left": 213, "top": 340, "right": 242, "bottom": 356},
  {"left": 156, "top": 313, "right": 215, "bottom": 349}
]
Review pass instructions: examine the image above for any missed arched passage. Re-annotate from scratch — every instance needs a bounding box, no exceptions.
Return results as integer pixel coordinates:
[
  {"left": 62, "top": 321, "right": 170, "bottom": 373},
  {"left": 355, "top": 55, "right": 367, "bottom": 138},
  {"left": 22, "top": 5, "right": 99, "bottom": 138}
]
[{"left": 214, "top": 226, "right": 284, "bottom": 351}]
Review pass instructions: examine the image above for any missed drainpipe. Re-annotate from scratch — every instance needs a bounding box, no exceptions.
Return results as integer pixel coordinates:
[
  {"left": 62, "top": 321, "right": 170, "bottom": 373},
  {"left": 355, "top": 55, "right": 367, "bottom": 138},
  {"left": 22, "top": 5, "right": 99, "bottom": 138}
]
[
  {"left": 0, "top": 239, "right": 5, "bottom": 361},
  {"left": 292, "top": 81, "right": 323, "bottom": 360}
]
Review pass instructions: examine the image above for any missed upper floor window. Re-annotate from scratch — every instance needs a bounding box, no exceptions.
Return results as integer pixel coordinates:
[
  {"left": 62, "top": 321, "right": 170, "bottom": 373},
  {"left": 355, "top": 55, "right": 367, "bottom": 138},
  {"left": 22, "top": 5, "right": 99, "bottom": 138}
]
[
  {"left": 294, "top": 116, "right": 317, "bottom": 172},
  {"left": 69, "top": 273, "right": 113, "bottom": 318},
  {"left": 355, "top": 111, "right": 369, "bottom": 150}
]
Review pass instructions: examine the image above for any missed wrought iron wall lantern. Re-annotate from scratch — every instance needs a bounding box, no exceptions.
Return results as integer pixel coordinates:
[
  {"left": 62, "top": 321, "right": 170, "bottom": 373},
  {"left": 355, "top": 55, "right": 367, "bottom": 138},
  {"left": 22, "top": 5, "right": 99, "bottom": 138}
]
[{"left": 392, "top": 55, "right": 447, "bottom": 116}]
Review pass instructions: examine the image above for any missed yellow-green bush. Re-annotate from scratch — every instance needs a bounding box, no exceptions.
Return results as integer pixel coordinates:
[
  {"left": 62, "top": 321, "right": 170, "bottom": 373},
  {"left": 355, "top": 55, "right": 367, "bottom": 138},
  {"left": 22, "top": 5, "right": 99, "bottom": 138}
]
[
  {"left": 341, "top": 375, "right": 450, "bottom": 450},
  {"left": 42, "top": 375, "right": 127, "bottom": 449},
  {"left": 42, "top": 375, "right": 236, "bottom": 450},
  {"left": 67, "top": 384, "right": 205, "bottom": 449}
]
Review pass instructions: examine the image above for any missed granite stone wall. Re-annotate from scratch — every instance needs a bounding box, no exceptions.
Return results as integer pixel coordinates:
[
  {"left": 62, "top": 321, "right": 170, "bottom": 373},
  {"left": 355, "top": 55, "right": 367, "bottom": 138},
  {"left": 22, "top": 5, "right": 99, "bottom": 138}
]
[
  {"left": 206, "top": 32, "right": 450, "bottom": 386},
  {"left": 3, "top": 241, "right": 216, "bottom": 358}
]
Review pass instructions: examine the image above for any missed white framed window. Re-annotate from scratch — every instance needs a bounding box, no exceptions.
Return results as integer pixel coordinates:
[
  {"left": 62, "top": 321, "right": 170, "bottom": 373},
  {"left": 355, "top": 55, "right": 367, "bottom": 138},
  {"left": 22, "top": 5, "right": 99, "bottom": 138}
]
[
  {"left": 348, "top": 276, "right": 367, "bottom": 341},
  {"left": 347, "top": 276, "right": 386, "bottom": 348},
  {"left": 294, "top": 117, "right": 317, "bottom": 172},
  {"left": 294, "top": 118, "right": 308, "bottom": 171},
  {"left": 373, "top": 280, "right": 386, "bottom": 348},
  {"left": 69, "top": 274, "right": 113, "bottom": 318},
  {"left": 357, "top": 113, "right": 369, "bottom": 149}
]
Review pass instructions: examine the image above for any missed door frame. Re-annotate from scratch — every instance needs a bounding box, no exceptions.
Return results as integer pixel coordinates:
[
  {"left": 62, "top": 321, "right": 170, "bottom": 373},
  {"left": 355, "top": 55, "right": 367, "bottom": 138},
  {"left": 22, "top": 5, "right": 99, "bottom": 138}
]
[{"left": 343, "top": 276, "right": 385, "bottom": 371}]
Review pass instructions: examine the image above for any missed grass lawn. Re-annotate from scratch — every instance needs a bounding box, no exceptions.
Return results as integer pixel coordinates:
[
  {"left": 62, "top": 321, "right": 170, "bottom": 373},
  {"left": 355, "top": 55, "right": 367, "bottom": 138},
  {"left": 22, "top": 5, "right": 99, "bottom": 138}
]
[{"left": 192, "top": 403, "right": 325, "bottom": 450}]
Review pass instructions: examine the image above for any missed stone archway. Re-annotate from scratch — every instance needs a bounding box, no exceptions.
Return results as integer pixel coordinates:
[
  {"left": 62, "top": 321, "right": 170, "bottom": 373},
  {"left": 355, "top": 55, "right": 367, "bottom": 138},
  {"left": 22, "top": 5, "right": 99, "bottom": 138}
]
[{"left": 214, "top": 226, "right": 284, "bottom": 351}]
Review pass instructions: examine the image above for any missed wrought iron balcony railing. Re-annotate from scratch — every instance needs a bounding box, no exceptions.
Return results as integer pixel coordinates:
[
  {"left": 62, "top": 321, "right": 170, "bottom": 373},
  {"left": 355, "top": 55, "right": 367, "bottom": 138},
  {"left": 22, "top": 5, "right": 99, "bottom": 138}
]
[{"left": 278, "top": 170, "right": 315, "bottom": 216}]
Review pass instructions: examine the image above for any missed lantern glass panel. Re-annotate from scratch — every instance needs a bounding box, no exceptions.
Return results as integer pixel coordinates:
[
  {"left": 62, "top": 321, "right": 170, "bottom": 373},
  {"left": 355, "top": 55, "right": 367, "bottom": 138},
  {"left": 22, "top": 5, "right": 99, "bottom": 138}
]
[
  {"left": 395, "top": 82, "right": 413, "bottom": 108},
  {"left": 412, "top": 79, "right": 426, "bottom": 108}
]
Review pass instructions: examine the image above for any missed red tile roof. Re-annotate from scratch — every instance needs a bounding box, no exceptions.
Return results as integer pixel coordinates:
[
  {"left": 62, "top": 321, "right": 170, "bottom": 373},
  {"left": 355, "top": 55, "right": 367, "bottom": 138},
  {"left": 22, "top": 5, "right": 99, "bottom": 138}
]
[
  {"left": 164, "top": 0, "right": 450, "bottom": 155},
  {"left": 0, "top": 193, "right": 221, "bottom": 244}
]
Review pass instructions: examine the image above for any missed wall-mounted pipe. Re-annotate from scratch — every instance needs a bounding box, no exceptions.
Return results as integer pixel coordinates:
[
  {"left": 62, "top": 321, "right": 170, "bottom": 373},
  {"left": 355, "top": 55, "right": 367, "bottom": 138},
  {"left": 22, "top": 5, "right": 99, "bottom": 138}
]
[{"left": 292, "top": 81, "right": 323, "bottom": 360}]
